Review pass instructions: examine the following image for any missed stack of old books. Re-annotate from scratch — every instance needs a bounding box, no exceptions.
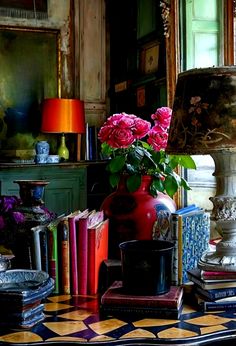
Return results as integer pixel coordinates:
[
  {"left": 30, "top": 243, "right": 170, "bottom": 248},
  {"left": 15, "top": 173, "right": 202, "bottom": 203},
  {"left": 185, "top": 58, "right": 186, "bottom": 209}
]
[
  {"left": 100, "top": 281, "right": 184, "bottom": 319},
  {"left": 187, "top": 267, "right": 236, "bottom": 312}
]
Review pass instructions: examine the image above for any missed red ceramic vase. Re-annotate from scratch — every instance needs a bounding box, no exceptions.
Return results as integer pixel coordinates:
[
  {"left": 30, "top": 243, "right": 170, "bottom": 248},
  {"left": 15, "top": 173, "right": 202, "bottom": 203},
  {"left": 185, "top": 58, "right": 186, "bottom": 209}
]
[{"left": 101, "top": 175, "right": 176, "bottom": 259}]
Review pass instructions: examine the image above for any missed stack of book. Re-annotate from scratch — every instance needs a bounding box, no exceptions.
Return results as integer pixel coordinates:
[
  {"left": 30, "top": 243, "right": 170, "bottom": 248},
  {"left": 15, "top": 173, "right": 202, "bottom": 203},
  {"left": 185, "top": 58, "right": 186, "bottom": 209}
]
[
  {"left": 187, "top": 267, "right": 236, "bottom": 312},
  {"left": 30, "top": 209, "right": 109, "bottom": 296},
  {"left": 100, "top": 281, "right": 184, "bottom": 319}
]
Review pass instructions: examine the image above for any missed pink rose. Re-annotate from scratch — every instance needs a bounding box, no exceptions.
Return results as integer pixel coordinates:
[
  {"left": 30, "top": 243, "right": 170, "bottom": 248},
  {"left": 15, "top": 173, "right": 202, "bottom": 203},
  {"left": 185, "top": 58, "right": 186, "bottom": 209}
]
[
  {"left": 147, "top": 125, "right": 169, "bottom": 151},
  {"left": 108, "top": 127, "right": 135, "bottom": 148},
  {"left": 151, "top": 107, "right": 172, "bottom": 129},
  {"left": 98, "top": 113, "right": 137, "bottom": 148},
  {"left": 98, "top": 125, "right": 114, "bottom": 142},
  {"left": 133, "top": 118, "right": 151, "bottom": 139}
]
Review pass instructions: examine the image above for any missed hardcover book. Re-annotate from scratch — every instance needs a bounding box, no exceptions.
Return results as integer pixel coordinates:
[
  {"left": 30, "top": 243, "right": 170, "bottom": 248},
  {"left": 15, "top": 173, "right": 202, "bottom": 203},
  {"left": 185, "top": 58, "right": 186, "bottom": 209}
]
[
  {"left": 101, "top": 281, "right": 183, "bottom": 309},
  {"left": 87, "top": 219, "right": 109, "bottom": 295},
  {"left": 77, "top": 210, "right": 104, "bottom": 295},
  {"left": 170, "top": 206, "right": 210, "bottom": 285},
  {"left": 68, "top": 209, "right": 89, "bottom": 295},
  {"left": 201, "top": 270, "right": 236, "bottom": 281},
  {"left": 187, "top": 268, "right": 236, "bottom": 290},
  {"left": 47, "top": 217, "right": 63, "bottom": 294},
  {"left": 195, "top": 293, "right": 236, "bottom": 312},
  {"left": 58, "top": 218, "right": 71, "bottom": 294},
  {"left": 100, "top": 281, "right": 183, "bottom": 319},
  {"left": 195, "top": 285, "right": 236, "bottom": 301}
]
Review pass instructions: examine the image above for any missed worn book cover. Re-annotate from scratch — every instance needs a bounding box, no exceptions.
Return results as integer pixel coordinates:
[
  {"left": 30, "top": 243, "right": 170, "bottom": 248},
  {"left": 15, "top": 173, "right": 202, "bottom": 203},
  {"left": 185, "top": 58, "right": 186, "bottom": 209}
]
[
  {"left": 170, "top": 206, "right": 210, "bottom": 285},
  {"left": 187, "top": 268, "right": 236, "bottom": 290},
  {"left": 101, "top": 281, "right": 183, "bottom": 309},
  {"left": 195, "top": 285, "right": 236, "bottom": 301},
  {"left": 58, "top": 218, "right": 71, "bottom": 294},
  {"left": 77, "top": 210, "right": 104, "bottom": 295},
  {"left": 68, "top": 209, "right": 89, "bottom": 295},
  {"left": 87, "top": 218, "right": 109, "bottom": 295}
]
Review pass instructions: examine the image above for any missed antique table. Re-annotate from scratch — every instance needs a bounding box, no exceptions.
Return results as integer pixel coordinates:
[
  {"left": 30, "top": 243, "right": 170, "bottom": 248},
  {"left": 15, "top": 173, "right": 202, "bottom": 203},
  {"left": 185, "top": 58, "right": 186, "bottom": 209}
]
[{"left": 0, "top": 294, "right": 236, "bottom": 345}]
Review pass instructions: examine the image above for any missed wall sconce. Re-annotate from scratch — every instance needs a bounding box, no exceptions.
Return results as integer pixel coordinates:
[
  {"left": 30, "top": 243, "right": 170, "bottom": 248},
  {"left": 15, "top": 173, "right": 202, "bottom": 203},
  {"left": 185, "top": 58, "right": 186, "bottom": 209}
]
[
  {"left": 41, "top": 98, "right": 85, "bottom": 161},
  {"left": 166, "top": 66, "right": 236, "bottom": 272}
]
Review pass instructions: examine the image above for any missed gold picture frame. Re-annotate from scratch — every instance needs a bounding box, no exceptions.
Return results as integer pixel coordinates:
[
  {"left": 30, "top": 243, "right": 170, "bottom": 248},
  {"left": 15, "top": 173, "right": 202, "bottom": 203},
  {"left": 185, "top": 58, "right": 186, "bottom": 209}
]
[
  {"left": 139, "top": 41, "right": 160, "bottom": 75},
  {"left": 0, "top": 26, "right": 61, "bottom": 160}
]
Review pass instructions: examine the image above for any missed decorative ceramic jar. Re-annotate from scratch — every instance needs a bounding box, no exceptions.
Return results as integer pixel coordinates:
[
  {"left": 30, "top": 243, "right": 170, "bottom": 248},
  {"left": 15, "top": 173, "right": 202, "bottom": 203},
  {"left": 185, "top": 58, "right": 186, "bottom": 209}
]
[
  {"left": 101, "top": 175, "right": 176, "bottom": 259},
  {"left": 35, "top": 141, "right": 50, "bottom": 155},
  {"left": 12, "top": 180, "right": 55, "bottom": 268}
]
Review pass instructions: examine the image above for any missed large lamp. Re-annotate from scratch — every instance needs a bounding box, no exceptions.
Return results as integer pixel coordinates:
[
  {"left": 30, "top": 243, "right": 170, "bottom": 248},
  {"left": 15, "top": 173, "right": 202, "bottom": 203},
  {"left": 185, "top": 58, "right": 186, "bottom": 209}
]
[
  {"left": 166, "top": 66, "right": 236, "bottom": 271},
  {"left": 41, "top": 98, "right": 85, "bottom": 161}
]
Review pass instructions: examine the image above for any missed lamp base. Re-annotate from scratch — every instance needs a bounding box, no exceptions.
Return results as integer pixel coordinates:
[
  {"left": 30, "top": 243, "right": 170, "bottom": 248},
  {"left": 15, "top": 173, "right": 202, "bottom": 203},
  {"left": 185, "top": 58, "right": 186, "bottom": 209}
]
[
  {"left": 199, "top": 196, "right": 236, "bottom": 272},
  {"left": 58, "top": 133, "right": 69, "bottom": 161}
]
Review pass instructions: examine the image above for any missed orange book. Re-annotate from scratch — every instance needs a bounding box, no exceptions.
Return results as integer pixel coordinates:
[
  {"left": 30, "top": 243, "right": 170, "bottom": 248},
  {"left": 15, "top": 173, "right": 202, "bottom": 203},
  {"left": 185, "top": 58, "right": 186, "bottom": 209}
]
[{"left": 87, "top": 219, "right": 109, "bottom": 295}]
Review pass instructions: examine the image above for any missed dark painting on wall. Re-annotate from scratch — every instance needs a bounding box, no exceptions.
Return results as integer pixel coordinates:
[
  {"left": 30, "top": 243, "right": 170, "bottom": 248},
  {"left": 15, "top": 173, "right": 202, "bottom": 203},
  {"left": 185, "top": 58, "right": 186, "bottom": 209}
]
[{"left": 0, "top": 27, "right": 59, "bottom": 160}]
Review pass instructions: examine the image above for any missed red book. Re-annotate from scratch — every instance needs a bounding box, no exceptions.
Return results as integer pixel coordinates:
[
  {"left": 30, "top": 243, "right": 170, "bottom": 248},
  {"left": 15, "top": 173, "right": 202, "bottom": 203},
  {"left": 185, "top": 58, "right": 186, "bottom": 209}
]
[
  {"left": 201, "top": 270, "right": 236, "bottom": 281},
  {"left": 101, "top": 281, "right": 183, "bottom": 310},
  {"left": 68, "top": 209, "right": 89, "bottom": 295},
  {"left": 87, "top": 219, "right": 109, "bottom": 295},
  {"left": 77, "top": 210, "right": 104, "bottom": 295}
]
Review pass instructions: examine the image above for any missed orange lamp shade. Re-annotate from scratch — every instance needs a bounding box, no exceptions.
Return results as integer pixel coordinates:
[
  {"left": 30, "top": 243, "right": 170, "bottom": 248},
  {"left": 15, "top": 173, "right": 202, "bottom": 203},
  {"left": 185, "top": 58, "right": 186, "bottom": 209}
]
[{"left": 41, "top": 98, "right": 85, "bottom": 133}]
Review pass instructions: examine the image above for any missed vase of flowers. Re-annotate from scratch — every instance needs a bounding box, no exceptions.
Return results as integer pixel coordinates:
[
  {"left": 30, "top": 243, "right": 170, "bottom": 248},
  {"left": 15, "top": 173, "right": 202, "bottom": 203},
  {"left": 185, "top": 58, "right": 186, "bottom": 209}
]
[{"left": 98, "top": 107, "right": 196, "bottom": 259}]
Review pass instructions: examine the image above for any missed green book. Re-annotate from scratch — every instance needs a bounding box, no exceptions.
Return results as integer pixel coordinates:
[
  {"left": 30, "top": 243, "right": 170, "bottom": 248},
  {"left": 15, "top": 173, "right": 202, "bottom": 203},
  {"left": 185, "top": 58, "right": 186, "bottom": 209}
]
[{"left": 47, "top": 217, "right": 63, "bottom": 294}]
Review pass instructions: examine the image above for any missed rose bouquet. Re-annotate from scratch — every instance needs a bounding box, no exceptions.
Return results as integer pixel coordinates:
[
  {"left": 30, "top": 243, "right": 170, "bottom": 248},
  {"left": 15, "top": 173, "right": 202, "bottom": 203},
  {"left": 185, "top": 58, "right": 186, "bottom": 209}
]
[{"left": 98, "top": 107, "right": 196, "bottom": 198}]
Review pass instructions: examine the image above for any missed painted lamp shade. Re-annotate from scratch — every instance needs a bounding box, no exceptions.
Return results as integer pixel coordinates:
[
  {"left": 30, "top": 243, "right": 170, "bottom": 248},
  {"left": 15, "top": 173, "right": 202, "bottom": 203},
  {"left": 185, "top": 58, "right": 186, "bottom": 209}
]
[{"left": 166, "top": 66, "right": 236, "bottom": 154}]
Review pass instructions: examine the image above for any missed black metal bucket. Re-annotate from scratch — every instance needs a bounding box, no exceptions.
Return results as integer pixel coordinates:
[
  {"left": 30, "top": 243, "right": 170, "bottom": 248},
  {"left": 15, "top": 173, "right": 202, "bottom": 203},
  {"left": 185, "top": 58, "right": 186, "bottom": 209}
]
[{"left": 119, "top": 239, "right": 174, "bottom": 295}]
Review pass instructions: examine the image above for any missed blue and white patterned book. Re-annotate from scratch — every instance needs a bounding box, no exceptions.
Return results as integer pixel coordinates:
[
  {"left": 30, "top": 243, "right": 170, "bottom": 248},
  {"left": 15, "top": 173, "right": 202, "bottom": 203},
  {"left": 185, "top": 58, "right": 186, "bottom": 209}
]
[{"left": 171, "top": 207, "right": 210, "bottom": 285}]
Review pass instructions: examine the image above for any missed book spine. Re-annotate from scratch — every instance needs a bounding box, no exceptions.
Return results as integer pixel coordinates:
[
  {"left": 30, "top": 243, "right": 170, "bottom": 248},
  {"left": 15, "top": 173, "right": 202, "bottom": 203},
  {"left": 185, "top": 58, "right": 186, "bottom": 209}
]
[
  {"left": 48, "top": 224, "right": 59, "bottom": 294},
  {"left": 196, "top": 286, "right": 236, "bottom": 301},
  {"left": 100, "top": 305, "right": 181, "bottom": 319},
  {"left": 170, "top": 214, "right": 179, "bottom": 286},
  {"left": 201, "top": 301, "right": 236, "bottom": 312},
  {"left": 69, "top": 217, "right": 78, "bottom": 295},
  {"left": 59, "top": 219, "right": 71, "bottom": 294},
  {"left": 31, "top": 227, "right": 42, "bottom": 271},
  {"left": 178, "top": 215, "right": 183, "bottom": 285},
  {"left": 78, "top": 218, "right": 89, "bottom": 295},
  {"left": 40, "top": 228, "right": 49, "bottom": 273},
  {"left": 87, "top": 227, "right": 96, "bottom": 295}
]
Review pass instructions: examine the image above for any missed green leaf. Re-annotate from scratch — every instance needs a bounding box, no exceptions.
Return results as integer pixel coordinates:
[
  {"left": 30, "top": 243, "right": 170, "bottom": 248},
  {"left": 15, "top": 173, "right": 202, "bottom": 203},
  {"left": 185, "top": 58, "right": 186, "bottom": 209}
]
[
  {"left": 164, "top": 175, "right": 178, "bottom": 197},
  {"left": 180, "top": 177, "right": 192, "bottom": 190},
  {"left": 126, "top": 174, "right": 141, "bottom": 192},
  {"left": 101, "top": 142, "right": 113, "bottom": 156},
  {"left": 174, "top": 155, "right": 197, "bottom": 169},
  {"left": 109, "top": 173, "right": 120, "bottom": 188},
  {"left": 152, "top": 177, "right": 165, "bottom": 193},
  {"left": 108, "top": 156, "right": 126, "bottom": 173}
]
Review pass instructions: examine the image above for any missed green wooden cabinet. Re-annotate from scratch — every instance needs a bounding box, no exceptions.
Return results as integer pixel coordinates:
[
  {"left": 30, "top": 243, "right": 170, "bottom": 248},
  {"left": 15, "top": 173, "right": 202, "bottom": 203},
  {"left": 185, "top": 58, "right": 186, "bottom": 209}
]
[{"left": 0, "top": 163, "right": 87, "bottom": 216}]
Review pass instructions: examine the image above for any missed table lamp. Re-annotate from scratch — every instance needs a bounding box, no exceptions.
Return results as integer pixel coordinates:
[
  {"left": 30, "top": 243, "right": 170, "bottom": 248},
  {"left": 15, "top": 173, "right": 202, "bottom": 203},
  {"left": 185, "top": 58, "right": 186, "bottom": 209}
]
[
  {"left": 166, "top": 66, "right": 236, "bottom": 271},
  {"left": 41, "top": 98, "right": 85, "bottom": 161}
]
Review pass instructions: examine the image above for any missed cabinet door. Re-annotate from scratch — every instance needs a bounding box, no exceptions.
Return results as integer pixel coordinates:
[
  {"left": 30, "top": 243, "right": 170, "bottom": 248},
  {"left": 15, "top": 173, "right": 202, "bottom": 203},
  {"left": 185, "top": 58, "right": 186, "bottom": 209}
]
[{"left": 0, "top": 165, "right": 87, "bottom": 216}]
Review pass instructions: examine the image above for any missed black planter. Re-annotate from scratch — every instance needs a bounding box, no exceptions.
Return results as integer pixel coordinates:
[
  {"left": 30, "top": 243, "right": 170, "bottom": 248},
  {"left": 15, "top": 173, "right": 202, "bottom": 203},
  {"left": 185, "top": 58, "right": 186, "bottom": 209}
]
[{"left": 119, "top": 239, "right": 174, "bottom": 295}]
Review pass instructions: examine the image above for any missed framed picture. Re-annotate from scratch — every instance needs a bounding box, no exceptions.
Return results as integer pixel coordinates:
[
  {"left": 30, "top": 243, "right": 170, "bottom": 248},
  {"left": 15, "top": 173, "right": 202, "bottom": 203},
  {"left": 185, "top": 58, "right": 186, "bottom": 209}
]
[
  {"left": 139, "top": 41, "right": 160, "bottom": 75},
  {"left": 137, "top": 86, "right": 146, "bottom": 107},
  {"left": 0, "top": 26, "right": 60, "bottom": 160}
]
